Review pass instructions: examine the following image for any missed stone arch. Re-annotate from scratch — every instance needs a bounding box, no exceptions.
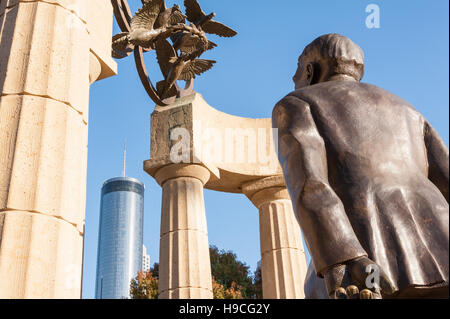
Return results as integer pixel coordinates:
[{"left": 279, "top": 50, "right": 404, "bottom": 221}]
[{"left": 144, "top": 93, "right": 308, "bottom": 299}]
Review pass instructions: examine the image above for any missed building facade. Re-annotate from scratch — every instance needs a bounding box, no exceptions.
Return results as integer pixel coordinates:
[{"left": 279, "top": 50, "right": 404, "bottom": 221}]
[
  {"left": 142, "top": 245, "right": 151, "bottom": 273},
  {"left": 95, "top": 177, "right": 145, "bottom": 299}
]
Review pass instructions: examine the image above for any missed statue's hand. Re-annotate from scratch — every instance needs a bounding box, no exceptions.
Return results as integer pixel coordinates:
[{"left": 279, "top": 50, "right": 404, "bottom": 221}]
[{"left": 324, "top": 256, "right": 396, "bottom": 299}]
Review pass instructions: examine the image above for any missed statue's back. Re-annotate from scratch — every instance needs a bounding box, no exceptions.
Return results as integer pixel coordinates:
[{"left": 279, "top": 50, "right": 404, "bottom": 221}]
[
  {"left": 290, "top": 81, "right": 429, "bottom": 182},
  {"left": 286, "top": 81, "right": 449, "bottom": 296}
]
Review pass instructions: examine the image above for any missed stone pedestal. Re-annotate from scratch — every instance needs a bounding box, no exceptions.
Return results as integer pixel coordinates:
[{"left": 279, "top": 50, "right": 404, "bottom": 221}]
[
  {"left": 244, "top": 176, "right": 308, "bottom": 299},
  {"left": 154, "top": 164, "right": 213, "bottom": 299},
  {"left": 0, "top": 0, "right": 116, "bottom": 298}
]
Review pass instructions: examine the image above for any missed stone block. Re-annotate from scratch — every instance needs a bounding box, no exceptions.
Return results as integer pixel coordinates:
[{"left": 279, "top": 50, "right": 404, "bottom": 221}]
[
  {"left": 159, "top": 229, "right": 212, "bottom": 296},
  {"left": 144, "top": 93, "right": 282, "bottom": 193},
  {"left": 160, "top": 177, "right": 208, "bottom": 236},
  {"left": 0, "top": 210, "right": 83, "bottom": 298},
  {"left": 261, "top": 248, "right": 307, "bottom": 299},
  {"left": 0, "top": 94, "right": 87, "bottom": 230},
  {"left": 0, "top": 1, "right": 90, "bottom": 120},
  {"left": 87, "top": 0, "right": 117, "bottom": 81},
  {"left": 259, "top": 199, "right": 304, "bottom": 255},
  {"left": 0, "top": 1, "right": 89, "bottom": 23}
]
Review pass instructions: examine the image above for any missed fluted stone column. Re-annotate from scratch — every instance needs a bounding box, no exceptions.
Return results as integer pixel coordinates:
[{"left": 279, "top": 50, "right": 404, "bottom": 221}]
[
  {"left": 154, "top": 164, "right": 213, "bottom": 299},
  {"left": 243, "top": 176, "right": 308, "bottom": 299},
  {"left": 0, "top": 0, "right": 116, "bottom": 298}
]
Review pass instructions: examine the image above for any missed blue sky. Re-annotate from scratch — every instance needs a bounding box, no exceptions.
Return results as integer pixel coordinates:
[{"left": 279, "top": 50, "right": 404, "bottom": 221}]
[{"left": 82, "top": 0, "right": 449, "bottom": 298}]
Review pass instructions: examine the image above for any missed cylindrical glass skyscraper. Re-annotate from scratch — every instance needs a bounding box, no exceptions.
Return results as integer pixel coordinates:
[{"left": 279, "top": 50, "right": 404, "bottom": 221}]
[{"left": 95, "top": 177, "right": 145, "bottom": 299}]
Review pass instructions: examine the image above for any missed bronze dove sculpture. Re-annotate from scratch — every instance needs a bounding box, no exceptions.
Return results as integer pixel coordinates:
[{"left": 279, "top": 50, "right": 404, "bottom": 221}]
[
  {"left": 111, "top": 0, "right": 164, "bottom": 55},
  {"left": 155, "top": 38, "right": 215, "bottom": 98},
  {"left": 154, "top": 3, "right": 186, "bottom": 29},
  {"left": 184, "top": 0, "right": 237, "bottom": 38},
  {"left": 112, "top": 32, "right": 134, "bottom": 59},
  {"left": 172, "top": 26, "right": 217, "bottom": 57},
  {"left": 112, "top": 0, "right": 208, "bottom": 56},
  {"left": 111, "top": 0, "right": 236, "bottom": 105},
  {"left": 115, "top": 0, "right": 186, "bottom": 50},
  {"left": 127, "top": 0, "right": 166, "bottom": 48}
]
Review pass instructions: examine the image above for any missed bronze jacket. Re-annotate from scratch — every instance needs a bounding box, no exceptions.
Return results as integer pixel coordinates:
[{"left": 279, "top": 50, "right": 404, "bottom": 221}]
[{"left": 273, "top": 81, "right": 449, "bottom": 292}]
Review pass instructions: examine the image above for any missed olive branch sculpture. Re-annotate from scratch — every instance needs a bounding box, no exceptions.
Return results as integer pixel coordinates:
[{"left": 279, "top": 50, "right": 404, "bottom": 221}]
[{"left": 111, "top": 0, "right": 237, "bottom": 106}]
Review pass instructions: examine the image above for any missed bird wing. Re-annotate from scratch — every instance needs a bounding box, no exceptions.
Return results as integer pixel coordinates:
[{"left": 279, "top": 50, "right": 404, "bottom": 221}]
[
  {"left": 112, "top": 32, "right": 133, "bottom": 59},
  {"left": 131, "top": 0, "right": 163, "bottom": 31},
  {"left": 207, "top": 40, "right": 217, "bottom": 50},
  {"left": 178, "top": 35, "right": 203, "bottom": 54},
  {"left": 170, "top": 31, "right": 185, "bottom": 45},
  {"left": 168, "top": 10, "right": 186, "bottom": 25},
  {"left": 155, "top": 39, "right": 177, "bottom": 78},
  {"left": 141, "top": 0, "right": 163, "bottom": 8},
  {"left": 179, "top": 59, "right": 216, "bottom": 81},
  {"left": 112, "top": 32, "right": 129, "bottom": 48},
  {"left": 180, "top": 38, "right": 216, "bottom": 54},
  {"left": 184, "top": 0, "right": 205, "bottom": 23},
  {"left": 202, "top": 20, "right": 237, "bottom": 37}
]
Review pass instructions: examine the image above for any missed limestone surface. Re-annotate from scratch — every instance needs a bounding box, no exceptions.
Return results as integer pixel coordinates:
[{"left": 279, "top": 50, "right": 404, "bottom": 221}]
[{"left": 0, "top": 0, "right": 117, "bottom": 298}]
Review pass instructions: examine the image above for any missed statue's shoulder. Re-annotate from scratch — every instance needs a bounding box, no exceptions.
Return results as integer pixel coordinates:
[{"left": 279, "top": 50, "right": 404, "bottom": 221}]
[
  {"left": 288, "top": 82, "right": 422, "bottom": 116},
  {"left": 273, "top": 91, "right": 311, "bottom": 119},
  {"left": 356, "top": 82, "right": 424, "bottom": 118}
]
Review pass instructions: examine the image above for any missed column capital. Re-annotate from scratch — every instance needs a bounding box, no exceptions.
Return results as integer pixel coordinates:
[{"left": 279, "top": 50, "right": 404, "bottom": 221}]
[
  {"left": 154, "top": 164, "right": 211, "bottom": 186},
  {"left": 242, "top": 175, "right": 290, "bottom": 208}
]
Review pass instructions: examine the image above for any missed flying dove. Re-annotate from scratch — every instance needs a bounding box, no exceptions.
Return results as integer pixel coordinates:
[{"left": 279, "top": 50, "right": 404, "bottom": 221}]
[
  {"left": 171, "top": 28, "right": 217, "bottom": 56},
  {"left": 184, "top": 0, "right": 237, "bottom": 38},
  {"left": 112, "top": 32, "right": 134, "bottom": 59},
  {"left": 154, "top": 3, "right": 186, "bottom": 29},
  {"left": 112, "top": 0, "right": 187, "bottom": 54},
  {"left": 155, "top": 38, "right": 215, "bottom": 98},
  {"left": 127, "top": 0, "right": 165, "bottom": 47}
]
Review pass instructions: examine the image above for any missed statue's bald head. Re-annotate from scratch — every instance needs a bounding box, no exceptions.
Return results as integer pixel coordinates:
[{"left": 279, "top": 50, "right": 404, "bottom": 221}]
[{"left": 293, "top": 34, "right": 365, "bottom": 89}]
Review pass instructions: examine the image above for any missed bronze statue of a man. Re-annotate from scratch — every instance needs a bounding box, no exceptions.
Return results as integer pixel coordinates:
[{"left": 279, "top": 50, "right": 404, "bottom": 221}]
[{"left": 273, "top": 34, "right": 449, "bottom": 299}]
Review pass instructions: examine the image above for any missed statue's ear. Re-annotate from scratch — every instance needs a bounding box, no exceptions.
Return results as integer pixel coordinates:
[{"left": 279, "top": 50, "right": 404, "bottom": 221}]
[
  {"left": 306, "top": 63, "right": 314, "bottom": 85},
  {"left": 307, "top": 62, "right": 321, "bottom": 85}
]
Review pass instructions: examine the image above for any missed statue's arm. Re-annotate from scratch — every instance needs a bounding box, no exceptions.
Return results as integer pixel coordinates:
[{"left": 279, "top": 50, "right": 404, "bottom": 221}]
[
  {"left": 424, "top": 120, "right": 449, "bottom": 202},
  {"left": 272, "top": 95, "right": 367, "bottom": 277}
]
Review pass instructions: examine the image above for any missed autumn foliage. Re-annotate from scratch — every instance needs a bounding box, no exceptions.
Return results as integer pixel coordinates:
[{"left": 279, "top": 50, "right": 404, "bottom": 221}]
[
  {"left": 130, "top": 270, "right": 159, "bottom": 299},
  {"left": 212, "top": 277, "right": 243, "bottom": 299},
  {"left": 130, "top": 272, "right": 244, "bottom": 299},
  {"left": 130, "top": 247, "right": 261, "bottom": 299}
]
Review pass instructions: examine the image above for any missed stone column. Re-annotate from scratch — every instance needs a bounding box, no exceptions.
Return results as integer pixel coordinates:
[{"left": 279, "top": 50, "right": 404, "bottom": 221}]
[
  {"left": 154, "top": 164, "right": 213, "bottom": 299},
  {"left": 0, "top": 0, "right": 116, "bottom": 298},
  {"left": 243, "top": 176, "right": 308, "bottom": 299}
]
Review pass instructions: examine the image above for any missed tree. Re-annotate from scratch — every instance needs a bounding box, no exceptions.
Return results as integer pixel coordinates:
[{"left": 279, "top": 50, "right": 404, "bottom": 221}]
[
  {"left": 130, "top": 247, "right": 262, "bottom": 299},
  {"left": 130, "top": 271, "right": 158, "bottom": 299},
  {"left": 150, "top": 262, "right": 159, "bottom": 279},
  {"left": 253, "top": 261, "right": 263, "bottom": 299},
  {"left": 212, "top": 277, "right": 243, "bottom": 299},
  {"left": 209, "top": 246, "right": 255, "bottom": 299}
]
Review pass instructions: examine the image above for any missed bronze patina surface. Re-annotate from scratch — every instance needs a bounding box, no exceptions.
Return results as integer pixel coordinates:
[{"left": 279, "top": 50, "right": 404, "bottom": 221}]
[
  {"left": 111, "top": 0, "right": 236, "bottom": 106},
  {"left": 273, "top": 34, "right": 449, "bottom": 299}
]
